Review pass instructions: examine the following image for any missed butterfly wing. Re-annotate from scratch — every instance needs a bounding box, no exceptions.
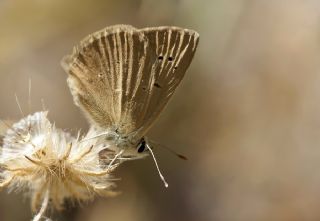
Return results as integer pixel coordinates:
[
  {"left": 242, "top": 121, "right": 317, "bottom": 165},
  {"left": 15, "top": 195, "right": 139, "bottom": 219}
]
[
  {"left": 135, "top": 27, "right": 199, "bottom": 137},
  {"left": 62, "top": 25, "right": 199, "bottom": 144}
]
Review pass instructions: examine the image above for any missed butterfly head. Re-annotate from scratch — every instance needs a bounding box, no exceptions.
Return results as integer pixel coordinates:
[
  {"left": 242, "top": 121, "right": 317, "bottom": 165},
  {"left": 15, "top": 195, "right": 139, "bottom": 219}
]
[
  {"left": 102, "top": 129, "right": 148, "bottom": 156},
  {"left": 115, "top": 135, "right": 148, "bottom": 155}
]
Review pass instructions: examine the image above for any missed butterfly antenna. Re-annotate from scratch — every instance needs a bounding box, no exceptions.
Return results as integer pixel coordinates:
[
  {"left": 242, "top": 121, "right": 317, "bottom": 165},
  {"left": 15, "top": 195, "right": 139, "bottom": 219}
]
[
  {"left": 149, "top": 139, "right": 188, "bottom": 160},
  {"left": 146, "top": 143, "right": 168, "bottom": 188},
  {"left": 15, "top": 93, "right": 25, "bottom": 118}
]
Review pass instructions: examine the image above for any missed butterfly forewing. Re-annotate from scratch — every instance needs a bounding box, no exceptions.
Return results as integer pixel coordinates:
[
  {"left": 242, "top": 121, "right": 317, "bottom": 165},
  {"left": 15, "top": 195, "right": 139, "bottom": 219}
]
[
  {"left": 138, "top": 27, "right": 199, "bottom": 135},
  {"left": 62, "top": 25, "right": 199, "bottom": 144}
]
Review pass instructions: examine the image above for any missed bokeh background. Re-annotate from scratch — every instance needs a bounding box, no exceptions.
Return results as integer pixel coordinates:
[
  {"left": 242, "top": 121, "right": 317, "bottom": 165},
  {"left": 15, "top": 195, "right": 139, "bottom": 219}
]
[{"left": 1, "top": 0, "right": 320, "bottom": 220}]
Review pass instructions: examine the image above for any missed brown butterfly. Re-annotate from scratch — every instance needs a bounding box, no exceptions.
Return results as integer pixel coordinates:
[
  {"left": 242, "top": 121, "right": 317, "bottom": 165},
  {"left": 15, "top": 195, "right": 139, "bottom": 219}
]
[{"left": 62, "top": 25, "right": 199, "bottom": 186}]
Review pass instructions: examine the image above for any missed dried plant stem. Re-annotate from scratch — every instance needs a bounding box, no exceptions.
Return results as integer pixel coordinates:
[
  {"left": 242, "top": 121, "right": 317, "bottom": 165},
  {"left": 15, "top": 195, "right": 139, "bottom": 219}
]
[{"left": 33, "top": 189, "right": 50, "bottom": 221}]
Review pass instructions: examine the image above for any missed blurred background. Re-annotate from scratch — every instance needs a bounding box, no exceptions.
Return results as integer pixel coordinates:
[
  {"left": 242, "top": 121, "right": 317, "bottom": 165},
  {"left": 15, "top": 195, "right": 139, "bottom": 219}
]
[{"left": 1, "top": 0, "right": 320, "bottom": 220}]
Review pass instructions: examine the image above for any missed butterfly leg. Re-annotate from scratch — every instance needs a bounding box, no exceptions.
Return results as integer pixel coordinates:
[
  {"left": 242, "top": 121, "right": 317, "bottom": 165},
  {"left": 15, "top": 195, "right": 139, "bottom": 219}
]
[{"left": 75, "top": 163, "right": 119, "bottom": 177}]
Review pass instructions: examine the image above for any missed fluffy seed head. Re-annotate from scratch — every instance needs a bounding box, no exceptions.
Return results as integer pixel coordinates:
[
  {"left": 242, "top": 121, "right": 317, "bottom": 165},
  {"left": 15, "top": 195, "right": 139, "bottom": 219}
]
[{"left": 0, "top": 111, "right": 121, "bottom": 211}]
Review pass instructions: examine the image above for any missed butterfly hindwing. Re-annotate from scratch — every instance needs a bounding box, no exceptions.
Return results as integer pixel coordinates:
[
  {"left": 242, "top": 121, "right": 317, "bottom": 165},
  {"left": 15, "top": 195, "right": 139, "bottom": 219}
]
[
  {"left": 62, "top": 25, "right": 153, "bottom": 134},
  {"left": 62, "top": 25, "right": 199, "bottom": 143}
]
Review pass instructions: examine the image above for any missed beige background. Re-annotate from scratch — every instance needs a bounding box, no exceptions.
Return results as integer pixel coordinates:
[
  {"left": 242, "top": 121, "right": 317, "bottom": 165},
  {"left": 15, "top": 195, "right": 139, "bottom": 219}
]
[{"left": 1, "top": 0, "right": 320, "bottom": 220}]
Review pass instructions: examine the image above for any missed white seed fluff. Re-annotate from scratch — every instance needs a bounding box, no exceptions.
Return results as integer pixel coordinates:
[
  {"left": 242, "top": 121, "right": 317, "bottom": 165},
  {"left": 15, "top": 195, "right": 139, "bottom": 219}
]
[{"left": 0, "top": 111, "right": 122, "bottom": 218}]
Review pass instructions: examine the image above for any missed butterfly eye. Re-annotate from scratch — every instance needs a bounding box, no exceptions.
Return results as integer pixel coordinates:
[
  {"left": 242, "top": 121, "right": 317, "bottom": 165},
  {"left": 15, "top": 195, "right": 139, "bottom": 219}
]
[
  {"left": 137, "top": 144, "right": 145, "bottom": 153},
  {"left": 137, "top": 138, "right": 146, "bottom": 153}
]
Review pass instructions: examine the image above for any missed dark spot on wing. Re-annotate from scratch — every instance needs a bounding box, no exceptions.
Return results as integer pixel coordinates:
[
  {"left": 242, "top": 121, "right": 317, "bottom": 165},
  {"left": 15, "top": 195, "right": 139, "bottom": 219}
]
[
  {"left": 168, "top": 56, "right": 174, "bottom": 61},
  {"left": 158, "top": 56, "right": 163, "bottom": 60},
  {"left": 154, "top": 82, "right": 161, "bottom": 88}
]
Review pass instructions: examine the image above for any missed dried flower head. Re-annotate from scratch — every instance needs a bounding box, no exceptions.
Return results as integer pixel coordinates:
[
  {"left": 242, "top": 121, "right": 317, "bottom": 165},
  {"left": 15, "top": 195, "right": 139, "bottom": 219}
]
[{"left": 0, "top": 111, "right": 123, "bottom": 219}]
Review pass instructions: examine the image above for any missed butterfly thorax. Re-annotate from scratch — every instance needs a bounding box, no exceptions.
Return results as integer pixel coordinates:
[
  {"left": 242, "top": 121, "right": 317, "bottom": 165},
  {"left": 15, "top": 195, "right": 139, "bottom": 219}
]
[
  {"left": 101, "top": 129, "right": 140, "bottom": 150},
  {"left": 98, "top": 129, "right": 149, "bottom": 157}
]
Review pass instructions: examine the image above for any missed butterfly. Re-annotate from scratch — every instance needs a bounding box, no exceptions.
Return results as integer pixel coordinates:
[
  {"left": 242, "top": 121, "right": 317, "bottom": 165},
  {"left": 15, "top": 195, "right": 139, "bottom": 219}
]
[{"left": 61, "top": 24, "right": 199, "bottom": 186}]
